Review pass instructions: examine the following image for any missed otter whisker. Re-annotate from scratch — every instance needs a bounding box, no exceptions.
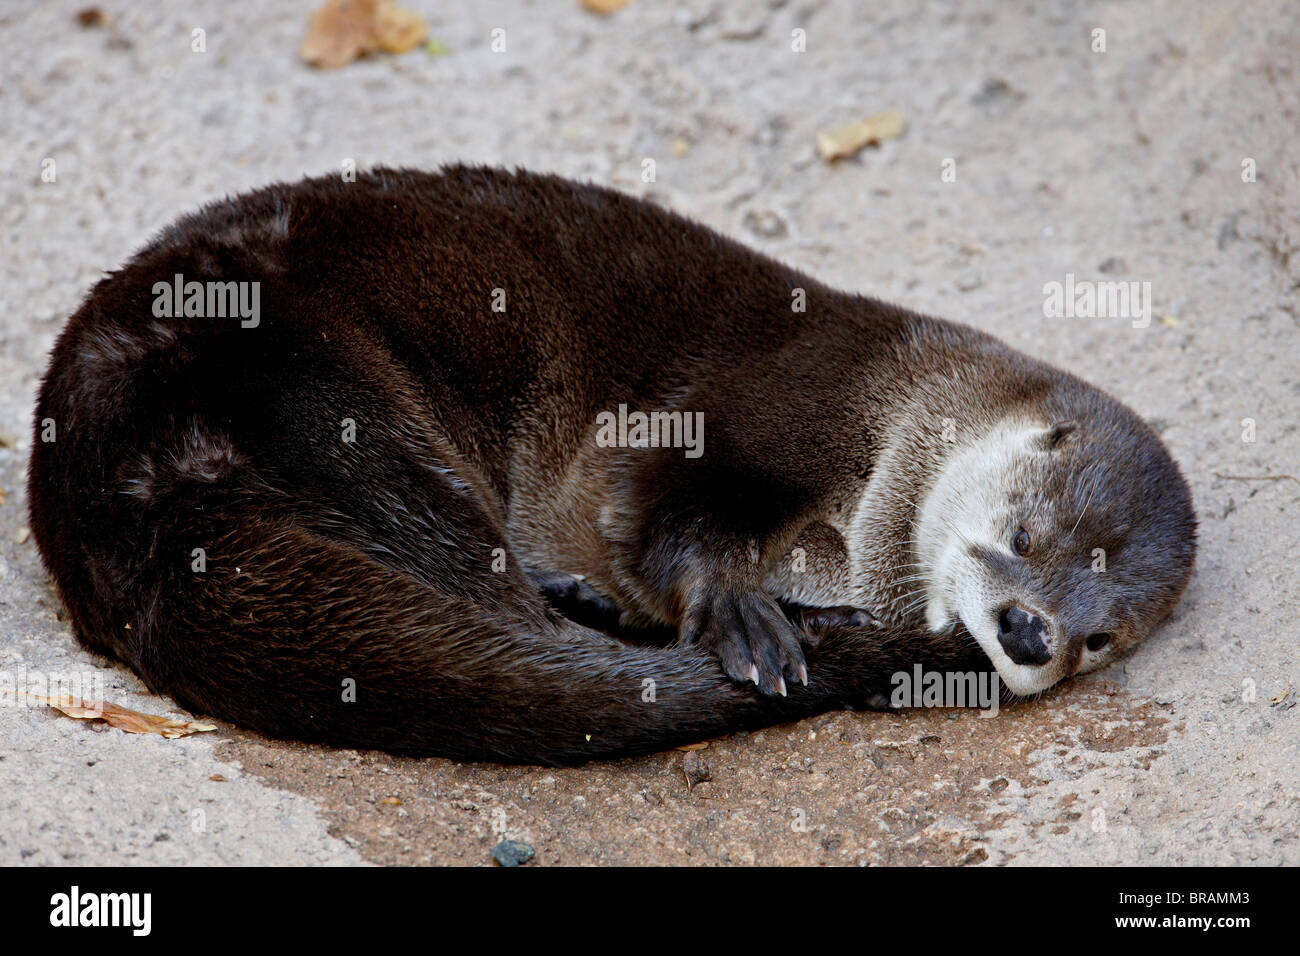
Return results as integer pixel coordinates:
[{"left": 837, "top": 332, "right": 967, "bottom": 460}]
[{"left": 1070, "top": 479, "right": 1100, "bottom": 537}]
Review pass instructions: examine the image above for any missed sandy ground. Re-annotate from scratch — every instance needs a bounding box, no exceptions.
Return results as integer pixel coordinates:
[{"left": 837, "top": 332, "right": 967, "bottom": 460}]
[{"left": 1, "top": 0, "right": 1297, "bottom": 866}]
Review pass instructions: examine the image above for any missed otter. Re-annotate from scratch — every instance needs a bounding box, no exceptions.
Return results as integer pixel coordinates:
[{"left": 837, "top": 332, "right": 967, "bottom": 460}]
[{"left": 27, "top": 165, "right": 1196, "bottom": 764}]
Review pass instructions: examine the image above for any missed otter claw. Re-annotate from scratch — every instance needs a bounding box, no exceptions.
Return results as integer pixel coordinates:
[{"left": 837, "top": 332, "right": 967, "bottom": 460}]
[{"left": 680, "top": 586, "right": 810, "bottom": 697}]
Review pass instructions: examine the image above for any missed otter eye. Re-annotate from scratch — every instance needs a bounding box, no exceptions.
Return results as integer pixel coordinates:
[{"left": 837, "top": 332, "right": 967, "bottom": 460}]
[
  {"left": 1086, "top": 633, "right": 1111, "bottom": 652},
  {"left": 1012, "top": 528, "right": 1031, "bottom": 556}
]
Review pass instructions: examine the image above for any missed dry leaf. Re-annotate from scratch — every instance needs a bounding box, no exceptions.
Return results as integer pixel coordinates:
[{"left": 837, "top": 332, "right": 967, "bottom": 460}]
[
  {"left": 675, "top": 741, "right": 710, "bottom": 751},
  {"left": 300, "top": 0, "right": 373, "bottom": 69},
  {"left": 373, "top": 1, "right": 427, "bottom": 53},
  {"left": 581, "top": 0, "right": 631, "bottom": 13},
  {"left": 300, "top": 0, "right": 429, "bottom": 70},
  {"left": 816, "top": 110, "right": 906, "bottom": 161},
  {"left": 17, "top": 692, "right": 217, "bottom": 738},
  {"left": 380, "top": 796, "right": 402, "bottom": 805}
]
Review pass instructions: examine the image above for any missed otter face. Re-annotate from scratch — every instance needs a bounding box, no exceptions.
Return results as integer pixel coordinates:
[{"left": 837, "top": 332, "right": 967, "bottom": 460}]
[{"left": 915, "top": 412, "right": 1196, "bottom": 696}]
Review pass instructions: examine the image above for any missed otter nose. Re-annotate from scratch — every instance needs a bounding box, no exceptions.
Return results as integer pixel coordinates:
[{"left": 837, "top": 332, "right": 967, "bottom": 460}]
[{"left": 997, "top": 606, "right": 1053, "bottom": 666}]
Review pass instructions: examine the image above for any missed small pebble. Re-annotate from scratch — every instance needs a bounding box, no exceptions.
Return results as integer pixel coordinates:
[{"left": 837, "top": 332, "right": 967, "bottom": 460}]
[
  {"left": 492, "top": 839, "right": 535, "bottom": 867},
  {"left": 682, "top": 751, "right": 712, "bottom": 786}
]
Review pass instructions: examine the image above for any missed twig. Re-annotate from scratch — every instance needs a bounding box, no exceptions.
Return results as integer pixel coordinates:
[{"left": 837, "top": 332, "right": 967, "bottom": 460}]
[{"left": 1213, "top": 472, "right": 1300, "bottom": 486}]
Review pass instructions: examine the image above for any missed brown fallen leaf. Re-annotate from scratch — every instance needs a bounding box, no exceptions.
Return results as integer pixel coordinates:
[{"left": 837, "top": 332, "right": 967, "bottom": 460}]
[
  {"left": 675, "top": 741, "right": 710, "bottom": 751},
  {"left": 75, "top": 6, "right": 106, "bottom": 28},
  {"left": 380, "top": 796, "right": 403, "bottom": 806},
  {"left": 300, "top": 0, "right": 429, "bottom": 70},
  {"left": 816, "top": 110, "right": 906, "bottom": 162},
  {"left": 73, "top": 5, "right": 132, "bottom": 50},
  {"left": 581, "top": 0, "right": 631, "bottom": 13},
  {"left": 15, "top": 692, "right": 217, "bottom": 738},
  {"left": 373, "top": 0, "right": 427, "bottom": 53}
]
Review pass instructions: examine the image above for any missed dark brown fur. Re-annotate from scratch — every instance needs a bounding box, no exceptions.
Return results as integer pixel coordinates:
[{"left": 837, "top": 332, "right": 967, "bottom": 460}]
[{"left": 27, "top": 166, "right": 1192, "bottom": 763}]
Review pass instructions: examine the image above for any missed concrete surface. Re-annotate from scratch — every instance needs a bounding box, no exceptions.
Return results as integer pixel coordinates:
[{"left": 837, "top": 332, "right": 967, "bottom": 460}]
[{"left": 1, "top": 0, "right": 1296, "bottom": 865}]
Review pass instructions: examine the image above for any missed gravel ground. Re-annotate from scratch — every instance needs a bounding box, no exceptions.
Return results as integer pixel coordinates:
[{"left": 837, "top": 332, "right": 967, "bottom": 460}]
[{"left": 1, "top": 0, "right": 1296, "bottom": 866}]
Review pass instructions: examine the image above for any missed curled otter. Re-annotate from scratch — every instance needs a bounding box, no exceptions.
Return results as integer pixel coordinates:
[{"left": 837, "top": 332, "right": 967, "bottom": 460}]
[{"left": 28, "top": 166, "right": 1196, "bottom": 763}]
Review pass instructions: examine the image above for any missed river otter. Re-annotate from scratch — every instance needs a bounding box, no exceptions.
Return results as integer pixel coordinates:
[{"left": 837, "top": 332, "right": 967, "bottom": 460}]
[{"left": 27, "top": 165, "right": 1196, "bottom": 764}]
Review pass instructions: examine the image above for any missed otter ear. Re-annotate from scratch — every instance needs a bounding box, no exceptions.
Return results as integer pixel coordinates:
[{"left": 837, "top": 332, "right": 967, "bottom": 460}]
[{"left": 1038, "top": 420, "right": 1078, "bottom": 451}]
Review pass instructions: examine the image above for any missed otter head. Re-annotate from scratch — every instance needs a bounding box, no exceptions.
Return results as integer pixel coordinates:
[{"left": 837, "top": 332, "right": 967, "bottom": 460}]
[{"left": 915, "top": 405, "right": 1196, "bottom": 696}]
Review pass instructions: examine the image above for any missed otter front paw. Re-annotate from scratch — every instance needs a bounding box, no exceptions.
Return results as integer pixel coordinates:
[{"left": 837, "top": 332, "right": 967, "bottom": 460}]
[{"left": 680, "top": 587, "right": 808, "bottom": 696}]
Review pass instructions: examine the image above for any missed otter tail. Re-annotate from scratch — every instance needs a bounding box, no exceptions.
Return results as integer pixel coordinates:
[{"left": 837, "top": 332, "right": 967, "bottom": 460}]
[{"left": 28, "top": 481, "right": 984, "bottom": 764}]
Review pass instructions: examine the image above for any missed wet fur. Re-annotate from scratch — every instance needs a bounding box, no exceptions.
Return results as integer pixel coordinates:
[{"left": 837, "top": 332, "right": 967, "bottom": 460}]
[{"left": 28, "top": 166, "right": 1193, "bottom": 763}]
